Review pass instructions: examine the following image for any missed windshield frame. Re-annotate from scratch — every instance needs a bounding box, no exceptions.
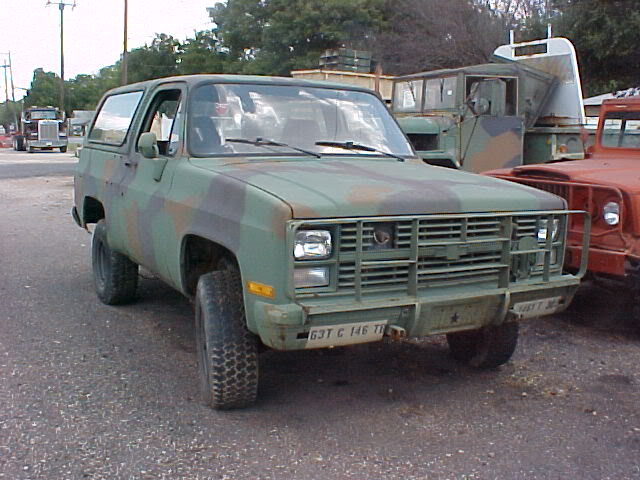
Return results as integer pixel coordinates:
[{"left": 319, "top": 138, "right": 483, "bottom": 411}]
[
  {"left": 599, "top": 111, "right": 640, "bottom": 150},
  {"left": 186, "top": 81, "right": 417, "bottom": 159},
  {"left": 29, "top": 110, "right": 58, "bottom": 120}
]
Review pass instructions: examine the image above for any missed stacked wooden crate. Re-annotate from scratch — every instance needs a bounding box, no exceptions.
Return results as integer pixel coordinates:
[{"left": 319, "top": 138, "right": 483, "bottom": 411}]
[{"left": 319, "top": 49, "right": 373, "bottom": 73}]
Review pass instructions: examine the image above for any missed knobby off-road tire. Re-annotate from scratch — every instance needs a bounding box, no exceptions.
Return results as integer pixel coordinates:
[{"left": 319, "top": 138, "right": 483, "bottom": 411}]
[
  {"left": 195, "top": 267, "right": 259, "bottom": 410},
  {"left": 446, "top": 322, "right": 519, "bottom": 368},
  {"left": 91, "top": 220, "right": 138, "bottom": 305}
]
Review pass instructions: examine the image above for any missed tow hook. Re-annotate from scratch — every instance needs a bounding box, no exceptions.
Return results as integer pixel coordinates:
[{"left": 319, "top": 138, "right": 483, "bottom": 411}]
[
  {"left": 386, "top": 325, "right": 406, "bottom": 341},
  {"left": 507, "top": 310, "right": 524, "bottom": 321}
]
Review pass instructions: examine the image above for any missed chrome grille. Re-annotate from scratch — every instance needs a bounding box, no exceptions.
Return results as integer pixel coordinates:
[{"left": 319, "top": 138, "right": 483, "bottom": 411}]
[{"left": 38, "top": 121, "right": 59, "bottom": 141}]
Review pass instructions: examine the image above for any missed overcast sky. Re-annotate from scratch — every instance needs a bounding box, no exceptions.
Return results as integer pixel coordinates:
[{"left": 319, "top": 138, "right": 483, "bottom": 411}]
[{"left": 1, "top": 0, "right": 219, "bottom": 100}]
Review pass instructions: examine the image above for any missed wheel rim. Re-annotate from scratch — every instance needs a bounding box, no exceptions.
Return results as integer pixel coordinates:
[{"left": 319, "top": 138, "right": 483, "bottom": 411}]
[{"left": 94, "top": 238, "right": 108, "bottom": 290}]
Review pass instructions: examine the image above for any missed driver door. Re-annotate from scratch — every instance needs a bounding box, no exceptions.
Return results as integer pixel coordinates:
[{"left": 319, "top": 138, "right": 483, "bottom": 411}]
[
  {"left": 120, "top": 83, "right": 186, "bottom": 282},
  {"left": 460, "top": 77, "right": 524, "bottom": 173}
]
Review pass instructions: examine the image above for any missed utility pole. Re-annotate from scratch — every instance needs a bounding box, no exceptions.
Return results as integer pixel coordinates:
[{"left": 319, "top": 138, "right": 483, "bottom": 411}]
[
  {"left": 47, "top": 1, "right": 76, "bottom": 116},
  {"left": 0, "top": 52, "right": 18, "bottom": 129},
  {"left": 121, "top": 0, "right": 128, "bottom": 85},
  {"left": 1, "top": 62, "right": 10, "bottom": 130}
]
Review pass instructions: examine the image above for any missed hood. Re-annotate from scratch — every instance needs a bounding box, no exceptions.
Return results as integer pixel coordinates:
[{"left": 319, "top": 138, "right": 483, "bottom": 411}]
[
  {"left": 190, "top": 157, "right": 564, "bottom": 219},
  {"left": 507, "top": 158, "right": 640, "bottom": 194},
  {"left": 396, "top": 116, "right": 444, "bottom": 135}
]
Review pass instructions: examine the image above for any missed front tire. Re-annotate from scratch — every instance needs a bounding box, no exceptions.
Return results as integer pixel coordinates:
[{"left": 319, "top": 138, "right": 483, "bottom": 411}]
[
  {"left": 195, "top": 266, "right": 259, "bottom": 409},
  {"left": 91, "top": 220, "right": 138, "bottom": 305},
  {"left": 447, "top": 322, "right": 519, "bottom": 368},
  {"left": 60, "top": 146, "right": 67, "bottom": 153},
  {"left": 13, "top": 135, "right": 25, "bottom": 151}
]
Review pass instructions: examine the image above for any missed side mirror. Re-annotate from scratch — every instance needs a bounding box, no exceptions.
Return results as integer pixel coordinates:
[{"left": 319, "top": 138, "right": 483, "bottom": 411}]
[{"left": 138, "top": 132, "right": 159, "bottom": 159}]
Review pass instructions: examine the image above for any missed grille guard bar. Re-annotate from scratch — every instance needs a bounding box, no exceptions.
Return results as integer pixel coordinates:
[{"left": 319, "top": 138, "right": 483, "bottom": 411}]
[{"left": 287, "top": 210, "right": 590, "bottom": 301}]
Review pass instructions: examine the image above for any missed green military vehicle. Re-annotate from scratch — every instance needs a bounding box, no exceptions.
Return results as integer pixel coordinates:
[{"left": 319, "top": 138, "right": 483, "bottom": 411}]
[
  {"left": 72, "top": 75, "right": 588, "bottom": 409},
  {"left": 394, "top": 37, "right": 587, "bottom": 173}
]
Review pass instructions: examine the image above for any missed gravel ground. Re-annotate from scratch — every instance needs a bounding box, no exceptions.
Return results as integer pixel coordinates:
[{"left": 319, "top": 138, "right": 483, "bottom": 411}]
[{"left": 1, "top": 171, "right": 639, "bottom": 480}]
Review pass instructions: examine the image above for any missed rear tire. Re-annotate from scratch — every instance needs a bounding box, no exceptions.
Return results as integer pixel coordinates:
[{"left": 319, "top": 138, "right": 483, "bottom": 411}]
[
  {"left": 195, "top": 265, "right": 259, "bottom": 409},
  {"left": 91, "top": 219, "right": 138, "bottom": 305},
  {"left": 60, "top": 146, "right": 67, "bottom": 153},
  {"left": 447, "top": 322, "right": 519, "bottom": 368}
]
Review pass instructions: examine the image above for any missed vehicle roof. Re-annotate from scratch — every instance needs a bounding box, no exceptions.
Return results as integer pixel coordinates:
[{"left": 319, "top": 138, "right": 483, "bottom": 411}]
[
  {"left": 394, "top": 63, "right": 523, "bottom": 81},
  {"left": 602, "top": 97, "right": 640, "bottom": 107},
  {"left": 104, "top": 74, "right": 377, "bottom": 97}
]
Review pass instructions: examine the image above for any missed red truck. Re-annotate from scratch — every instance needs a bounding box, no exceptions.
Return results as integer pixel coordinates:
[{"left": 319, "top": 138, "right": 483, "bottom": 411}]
[{"left": 487, "top": 96, "right": 640, "bottom": 310}]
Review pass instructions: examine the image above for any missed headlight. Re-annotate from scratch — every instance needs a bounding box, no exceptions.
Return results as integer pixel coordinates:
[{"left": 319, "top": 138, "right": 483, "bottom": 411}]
[
  {"left": 294, "top": 230, "right": 332, "bottom": 260},
  {"left": 368, "top": 222, "right": 395, "bottom": 250},
  {"left": 537, "top": 218, "right": 560, "bottom": 242},
  {"left": 603, "top": 202, "right": 620, "bottom": 226},
  {"left": 294, "top": 267, "right": 329, "bottom": 288}
]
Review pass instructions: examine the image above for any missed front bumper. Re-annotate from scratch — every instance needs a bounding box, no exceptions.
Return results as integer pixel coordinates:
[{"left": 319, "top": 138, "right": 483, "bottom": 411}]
[
  {"left": 566, "top": 244, "right": 628, "bottom": 277},
  {"left": 27, "top": 139, "right": 67, "bottom": 148},
  {"left": 254, "top": 275, "right": 581, "bottom": 350}
]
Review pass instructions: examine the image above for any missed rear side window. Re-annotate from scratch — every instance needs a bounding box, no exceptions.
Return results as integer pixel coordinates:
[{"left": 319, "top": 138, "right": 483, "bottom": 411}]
[{"left": 89, "top": 91, "right": 144, "bottom": 145}]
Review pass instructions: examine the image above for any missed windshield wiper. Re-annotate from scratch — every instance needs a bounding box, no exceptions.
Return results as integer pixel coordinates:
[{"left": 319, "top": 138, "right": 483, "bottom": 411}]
[
  {"left": 315, "top": 141, "right": 405, "bottom": 162},
  {"left": 226, "top": 137, "right": 321, "bottom": 159}
]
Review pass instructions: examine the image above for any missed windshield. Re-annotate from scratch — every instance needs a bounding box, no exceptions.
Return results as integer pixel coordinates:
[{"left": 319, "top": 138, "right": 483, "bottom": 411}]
[
  {"left": 30, "top": 110, "right": 57, "bottom": 120},
  {"left": 601, "top": 111, "right": 640, "bottom": 149},
  {"left": 393, "top": 79, "right": 424, "bottom": 113},
  {"left": 188, "top": 83, "right": 414, "bottom": 158}
]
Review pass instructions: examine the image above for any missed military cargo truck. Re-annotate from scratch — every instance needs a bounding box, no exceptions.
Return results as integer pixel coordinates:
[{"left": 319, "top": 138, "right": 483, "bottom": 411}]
[
  {"left": 13, "top": 106, "right": 68, "bottom": 153},
  {"left": 393, "top": 37, "right": 586, "bottom": 173},
  {"left": 72, "top": 75, "right": 588, "bottom": 409},
  {"left": 486, "top": 94, "right": 640, "bottom": 314}
]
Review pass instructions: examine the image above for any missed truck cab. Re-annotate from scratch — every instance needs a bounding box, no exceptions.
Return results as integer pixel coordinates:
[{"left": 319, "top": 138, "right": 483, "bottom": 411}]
[
  {"left": 73, "top": 74, "right": 588, "bottom": 409},
  {"left": 486, "top": 96, "right": 640, "bottom": 312},
  {"left": 394, "top": 37, "right": 586, "bottom": 172},
  {"left": 13, "top": 106, "right": 68, "bottom": 153}
]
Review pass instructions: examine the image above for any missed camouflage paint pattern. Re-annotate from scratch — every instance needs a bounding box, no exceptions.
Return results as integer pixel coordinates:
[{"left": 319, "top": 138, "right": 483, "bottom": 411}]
[
  {"left": 392, "top": 61, "right": 584, "bottom": 173},
  {"left": 74, "top": 74, "right": 585, "bottom": 350}
]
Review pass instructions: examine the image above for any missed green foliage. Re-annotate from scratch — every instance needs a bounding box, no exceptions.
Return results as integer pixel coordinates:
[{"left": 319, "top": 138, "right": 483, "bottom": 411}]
[
  {"left": 126, "top": 34, "right": 180, "bottom": 84},
  {"left": 178, "top": 32, "right": 228, "bottom": 75},
  {"left": 554, "top": 0, "right": 640, "bottom": 95},
  {"left": 21, "top": 0, "right": 638, "bottom": 113},
  {"left": 24, "top": 68, "right": 61, "bottom": 110},
  {"left": 210, "top": 0, "right": 386, "bottom": 75},
  {"left": 0, "top": 100, "right": 22, "bottom": 132}
]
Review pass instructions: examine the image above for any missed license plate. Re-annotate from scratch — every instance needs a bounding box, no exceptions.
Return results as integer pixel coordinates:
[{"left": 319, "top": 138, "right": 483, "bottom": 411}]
[
  {"left": 512, "top": 297, "right": 563, "bottom": 319},
  {"left": 305, "top": 320, "right": 388, "bottom": 349}
]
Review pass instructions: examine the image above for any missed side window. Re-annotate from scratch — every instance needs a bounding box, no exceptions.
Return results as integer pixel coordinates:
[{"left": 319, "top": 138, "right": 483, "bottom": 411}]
[
  {"left": 89, "top": 91, "right": 143, "bottom": 145},
  {"left": 393, "top": 80, "right": 424, "bottom": 113},
  {"left": 424, "top": 77, "right": 457, "bottom": 110},
  {"left": 138, "top": 89, "right": 183, "bottom": 156}
]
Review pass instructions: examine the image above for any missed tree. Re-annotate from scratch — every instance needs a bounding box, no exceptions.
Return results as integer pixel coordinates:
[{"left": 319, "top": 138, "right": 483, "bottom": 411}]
[
  {"left": 554, "top": 0, "right": 640, "bottom": 95},
  {"left": 209, "top": 0, "right": 386, "bottom": 75},
  {"left": 178, "top": 31, "right": 228, "bottom": 75},
  {"left": 24, "top": 69, "right": 61, "bottom": 110},
  {"left": 126, "top": 34, "right": 180, "bottom": 83},
  {"left": 0, "top": 100, "right": 22, "bottom": 133},
  {"left": 373, "top": 0, "right": 509, "bottom": 75}
]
